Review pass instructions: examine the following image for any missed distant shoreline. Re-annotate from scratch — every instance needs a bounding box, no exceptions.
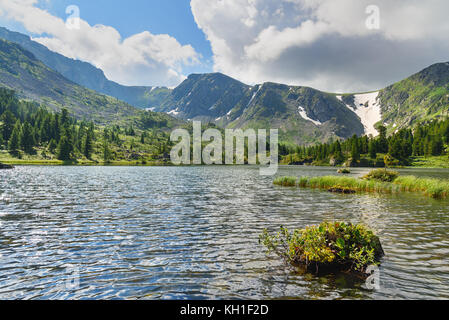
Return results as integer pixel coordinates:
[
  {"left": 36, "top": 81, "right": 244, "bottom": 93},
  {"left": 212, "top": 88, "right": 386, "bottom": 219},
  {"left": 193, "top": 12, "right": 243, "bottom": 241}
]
[{"left": 2, "top": 160, "right": 449, "bottom": 170}]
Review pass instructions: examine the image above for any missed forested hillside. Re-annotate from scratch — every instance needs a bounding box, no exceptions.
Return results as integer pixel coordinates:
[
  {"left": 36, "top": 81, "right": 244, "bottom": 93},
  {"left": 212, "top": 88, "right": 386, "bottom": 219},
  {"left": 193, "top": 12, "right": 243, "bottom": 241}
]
[
  {"left": 0, "top": 88, "right": 173, "bottom": 164},
  {"left": 280, "top": 120, "right": 449, "bottom": 167}
]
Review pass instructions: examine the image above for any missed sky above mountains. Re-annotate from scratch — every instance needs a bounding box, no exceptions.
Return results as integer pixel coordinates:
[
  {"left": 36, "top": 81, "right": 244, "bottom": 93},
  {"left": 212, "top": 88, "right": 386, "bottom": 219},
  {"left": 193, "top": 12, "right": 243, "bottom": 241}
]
[{"left": 0, "top": 0, "right": 448, "bottom": 93}]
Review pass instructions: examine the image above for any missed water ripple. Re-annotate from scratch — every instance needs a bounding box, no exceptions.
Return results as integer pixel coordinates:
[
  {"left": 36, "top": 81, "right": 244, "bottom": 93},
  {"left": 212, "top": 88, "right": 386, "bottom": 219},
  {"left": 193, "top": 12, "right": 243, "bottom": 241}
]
[{"left": 1, "top": 166, "right": 449, "bottom": 299}]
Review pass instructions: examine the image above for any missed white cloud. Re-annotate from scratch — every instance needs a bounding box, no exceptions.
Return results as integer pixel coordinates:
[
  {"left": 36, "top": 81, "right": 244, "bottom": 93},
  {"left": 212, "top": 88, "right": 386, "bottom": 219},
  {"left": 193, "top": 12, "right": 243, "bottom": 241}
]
[
  {"left": 191, "top": 0, "right": 449, "bottom": 92},
  {"left": 0, "top": 0, "right": 200, "bottom": 87}
]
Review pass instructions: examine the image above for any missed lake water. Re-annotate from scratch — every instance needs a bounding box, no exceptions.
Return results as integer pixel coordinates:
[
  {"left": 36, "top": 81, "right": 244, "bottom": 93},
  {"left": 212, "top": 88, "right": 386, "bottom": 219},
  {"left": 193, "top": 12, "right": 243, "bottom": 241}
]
[{"left": 1, "top": 165, "right": 449, "bottom": 300}]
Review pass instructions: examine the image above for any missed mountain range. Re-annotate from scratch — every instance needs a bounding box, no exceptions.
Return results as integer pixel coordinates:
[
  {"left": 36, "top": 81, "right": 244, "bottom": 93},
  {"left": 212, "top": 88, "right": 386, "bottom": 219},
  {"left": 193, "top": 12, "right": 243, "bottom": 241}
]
[
  {"left": 0, "top": 27, "right": 170, "bottom": 109},
  {"left": 0, "top": 26, "right": 448, "bottom": 145}
]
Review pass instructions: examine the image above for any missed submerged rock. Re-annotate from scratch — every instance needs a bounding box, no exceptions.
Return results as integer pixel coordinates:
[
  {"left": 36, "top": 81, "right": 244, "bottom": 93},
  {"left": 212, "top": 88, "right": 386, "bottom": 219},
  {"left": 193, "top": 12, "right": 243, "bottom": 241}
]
[{"left": 0, "top": 163, "right": 14, "bottom": 169}]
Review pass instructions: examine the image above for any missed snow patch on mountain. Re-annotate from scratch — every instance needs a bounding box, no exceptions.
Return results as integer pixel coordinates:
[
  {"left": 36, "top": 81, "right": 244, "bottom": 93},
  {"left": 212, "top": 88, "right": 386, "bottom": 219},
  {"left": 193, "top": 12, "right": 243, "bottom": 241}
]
[
  {"left": 337, "top": 92, "right": 382, "bottom": 137},
  {"left": 168, "top": 108, "right": 180, "bottom": 116},
  {"left": 298, "top": 106, "right": 322, "bottom": 126}
]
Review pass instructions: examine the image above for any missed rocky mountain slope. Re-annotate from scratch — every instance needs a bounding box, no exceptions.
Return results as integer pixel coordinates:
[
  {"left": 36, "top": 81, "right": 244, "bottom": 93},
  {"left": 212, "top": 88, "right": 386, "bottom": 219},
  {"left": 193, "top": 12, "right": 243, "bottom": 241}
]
[
  {"left": 0, "top": 38, "right": 176, "bottom": 127},
  {"left": 2, "top": 27, "right": 447, "bottom": 145},
  {"left": 153, "top": 73, "right": 365, "bottom": 144},
  {"left": 0, "top": 27, "right": 169, "bottom": 109},
  {"left": 155, "top": 63, "right": 449, "bottom": 144}
]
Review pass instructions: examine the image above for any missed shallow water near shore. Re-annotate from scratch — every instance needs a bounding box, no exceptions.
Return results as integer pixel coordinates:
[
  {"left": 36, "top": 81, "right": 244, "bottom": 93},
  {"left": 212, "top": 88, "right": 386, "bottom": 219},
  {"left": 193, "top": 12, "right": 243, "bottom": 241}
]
[{"left": 1, "top": 165, "right": 449, "bottom": 299}]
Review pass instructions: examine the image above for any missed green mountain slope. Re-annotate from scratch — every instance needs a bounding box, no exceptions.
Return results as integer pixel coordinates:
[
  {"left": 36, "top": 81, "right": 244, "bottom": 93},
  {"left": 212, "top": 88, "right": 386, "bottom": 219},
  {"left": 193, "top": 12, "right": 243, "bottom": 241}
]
[
  {"left": 378, "top": 62, "right": 449, "bottom": 132},
  {"left": 0, "top": 38, "right": 177, "bottom": 128},
  {"left": 226, "top": 83, "right": 364, "bottom": 145},
  {"left": 155, "top": 74, "right": 364, "bottom": 145},
  {"left": 0, "top": 27, "right": 169, "bottom": 109}
]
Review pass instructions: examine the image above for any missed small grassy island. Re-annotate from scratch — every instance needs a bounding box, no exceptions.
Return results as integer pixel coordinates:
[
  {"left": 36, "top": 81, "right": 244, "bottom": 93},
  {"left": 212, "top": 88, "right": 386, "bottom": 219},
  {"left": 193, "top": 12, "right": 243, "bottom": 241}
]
[
  {"left": 274, "top": 169, "right": 449, "bottom": 199},
  {"left": 260, "top": 222, "right": 384, "bottom": 275}
]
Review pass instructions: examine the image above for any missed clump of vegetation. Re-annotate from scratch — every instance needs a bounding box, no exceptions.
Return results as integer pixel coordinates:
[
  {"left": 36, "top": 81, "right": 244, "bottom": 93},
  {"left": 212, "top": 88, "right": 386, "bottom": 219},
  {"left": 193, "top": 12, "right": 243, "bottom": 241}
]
[
  {"left": 395, "top": 176, "right": 449, "bottom": 199},
  {"left": 338, "top": 168, "right": 351, "bottom": 174},
  {"left": 328, "top": 186, "right": 356, "bottom": 194},
  {"left": 273, "top": 176, "right": 297, "bottom": 187},
  {"left": 274, "top": 174, "right": 449, "bottom": 199},
  {"left": 259, "top": 222, "right": 384, "bottom": 274},
  {"left": 362, "top": 169, "right": 399, "bottom": 182},
  {"left": 296, "top": 175, "right": 401, "bottom": 195}
]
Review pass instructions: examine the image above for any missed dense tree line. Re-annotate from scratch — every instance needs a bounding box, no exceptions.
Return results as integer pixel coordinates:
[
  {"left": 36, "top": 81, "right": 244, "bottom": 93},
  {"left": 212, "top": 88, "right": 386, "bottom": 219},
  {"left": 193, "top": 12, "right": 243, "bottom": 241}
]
[
  {"left": 280, "top": 120, "right": 449, "bottom": 166},
  {"left": 0, "top": 88, "right": 171, "bottom": 162}
]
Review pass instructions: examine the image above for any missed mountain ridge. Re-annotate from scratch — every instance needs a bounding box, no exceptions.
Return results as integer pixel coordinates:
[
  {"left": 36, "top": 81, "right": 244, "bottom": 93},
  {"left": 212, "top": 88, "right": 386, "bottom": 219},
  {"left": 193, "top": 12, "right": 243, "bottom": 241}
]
[
  {"left": 1, "top": 27, "right": 448, "bottom": 145},
  {"left": 0, "top": 26, "right": 170, "bottom": 109},
  {"left": 0, "top": 38, "right": 178, "bottom": 129}
]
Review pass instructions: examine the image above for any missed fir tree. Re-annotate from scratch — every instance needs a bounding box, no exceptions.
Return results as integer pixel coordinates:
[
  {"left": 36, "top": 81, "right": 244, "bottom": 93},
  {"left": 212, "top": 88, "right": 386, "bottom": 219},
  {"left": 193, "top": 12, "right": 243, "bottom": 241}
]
[
  {"left": 8, "top": 121, "right": 21, "bottom": 153},
  {"left": 1, "top": 110, "right": 16, "bottom": 141},
  {"left": 57, "top": 135, "right": 73, "bottom": 160},
  {"left": 83, "top": 131, "right": 93, "bottom": 159},
  {"left": 20, "top": 121, "right": 35, "bottom": 154}
]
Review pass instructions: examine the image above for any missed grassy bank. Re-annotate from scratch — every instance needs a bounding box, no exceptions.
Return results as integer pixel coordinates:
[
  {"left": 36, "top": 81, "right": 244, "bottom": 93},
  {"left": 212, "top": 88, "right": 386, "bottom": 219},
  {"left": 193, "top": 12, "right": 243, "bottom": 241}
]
[
  {"left": 0, "top": 159, "right": 172, "bottom": 166},
  {"left": 408, "top": 156, "right": 449, "bottom": 168},
  {"left": 274, "top": 174, "right": 449, "bottom": 199}
]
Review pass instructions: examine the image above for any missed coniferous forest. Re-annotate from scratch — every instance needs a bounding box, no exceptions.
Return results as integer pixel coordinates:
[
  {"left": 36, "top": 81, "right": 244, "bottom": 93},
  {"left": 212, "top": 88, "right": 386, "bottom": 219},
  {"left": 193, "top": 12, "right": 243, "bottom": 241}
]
[
  {"left": 0, "top": 88, "right": 172, "bottom": 164},
  {"left": 279, "top": 119, "right": 449, "bottom": 168}
]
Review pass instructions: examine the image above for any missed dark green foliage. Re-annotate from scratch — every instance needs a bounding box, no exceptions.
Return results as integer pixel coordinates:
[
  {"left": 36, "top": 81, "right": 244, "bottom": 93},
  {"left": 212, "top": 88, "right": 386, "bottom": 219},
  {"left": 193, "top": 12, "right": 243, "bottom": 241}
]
[
  {"left": 0, "top": 88, "right": 172, "bottom": 163},
  {"left": 362, "top": 169, "right": 399, "bottom": 182},
  {"left": 83, "top": 131, "right": 93, "bottom": 159},
  {"left": 281, "top": 118, "right": 449, "bottom": 167},
  {"left": 102, "top": 140, "right": 112, "bottom": 163},
  {"left": 8, "top": 120, "right": 20, "bottom": 152},
  {"left": 19, "top": 121, "right": 35, "bottom": 154},
  {"left": 1, "top": 110, "right": 16, "bottom": 141},
  {"left": 57, "top": 135, "right": 73, "bottom": 161},
  {"left": 260, "top": 222, "right": 384, "bottom": 274}
]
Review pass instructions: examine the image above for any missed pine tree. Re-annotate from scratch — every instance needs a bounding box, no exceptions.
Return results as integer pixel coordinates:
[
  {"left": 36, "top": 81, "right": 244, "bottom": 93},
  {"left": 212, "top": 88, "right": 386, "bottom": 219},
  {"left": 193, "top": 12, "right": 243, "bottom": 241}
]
[
  {"left": 103, "top": 140, "right": 112, "bottom": 163},
  {"left": 1, "top": 110, "right": 17, "bottom": 141},
  {"left": 333, "top": 140, "right": 344, "bottom": 163},
  {"left": 57, "top": 135, "right": 73, "bottom": 160},
  {"left": 369, "top": 139, "right": 377, "bottom": 159},
  {"left": 351, "top": 140, "right": 360, "bottom": 162},
  {"left": 83, "top": 131, "right": 93, "bottom": 159},
  {"left": 377, "top": 125, "right": 388, "bottom": 153},
  {"left": 8, "top": 121, "right": 21, "bottom": 152},
  {"left": 48, "top": 139, "right": 57, "bottom": 154},
  {"left": 20, "top": 121, "right": 35, "bottom": 154}
]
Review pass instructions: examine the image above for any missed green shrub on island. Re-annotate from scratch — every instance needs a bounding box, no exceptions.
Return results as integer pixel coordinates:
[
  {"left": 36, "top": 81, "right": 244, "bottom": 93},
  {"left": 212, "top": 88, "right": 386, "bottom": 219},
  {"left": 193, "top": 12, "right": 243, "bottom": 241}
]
[
  {"left": 338, "top": 168, "right": 351, "bottom": 174},
  {"left": 259, "top": 222, "right": 384, "bottom": 274},
  {"left": 273, "top": 176, "right": 297, "bottom": 187},
  {"left": 362, "top": 169, "right": 399, "bottom": 182}
]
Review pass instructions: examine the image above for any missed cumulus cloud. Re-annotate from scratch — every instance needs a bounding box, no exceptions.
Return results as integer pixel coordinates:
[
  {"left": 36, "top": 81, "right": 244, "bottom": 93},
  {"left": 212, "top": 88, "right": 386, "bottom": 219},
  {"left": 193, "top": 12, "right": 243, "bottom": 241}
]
[
  {"left": 0, "top": 0, "right": 200, "bottom": 87},
  {"left": 191, "top": 0, "right": 449, "bottom": 92}
]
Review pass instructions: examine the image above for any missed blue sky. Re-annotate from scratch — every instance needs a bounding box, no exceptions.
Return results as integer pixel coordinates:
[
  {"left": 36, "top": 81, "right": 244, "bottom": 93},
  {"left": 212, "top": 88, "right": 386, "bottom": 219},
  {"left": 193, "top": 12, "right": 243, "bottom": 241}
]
[{"left": 37, "top": 0, "right": 214, "bottom": 75}]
